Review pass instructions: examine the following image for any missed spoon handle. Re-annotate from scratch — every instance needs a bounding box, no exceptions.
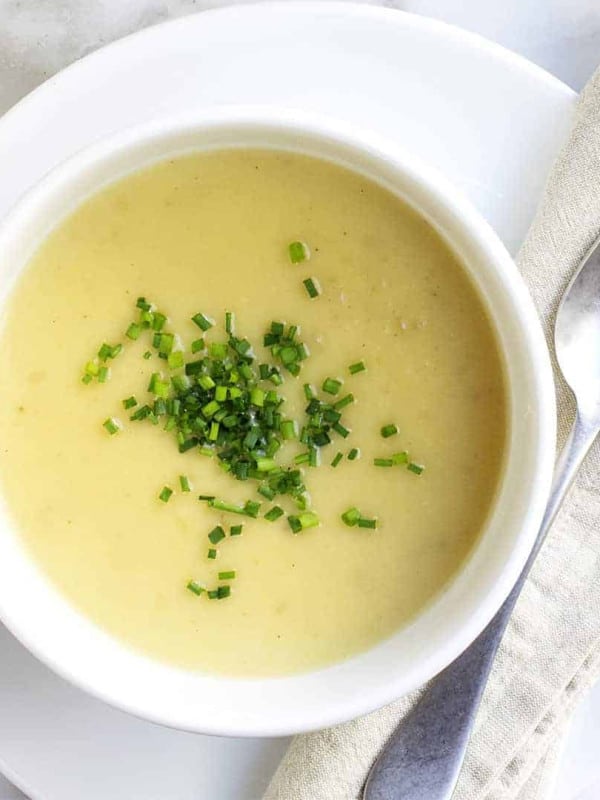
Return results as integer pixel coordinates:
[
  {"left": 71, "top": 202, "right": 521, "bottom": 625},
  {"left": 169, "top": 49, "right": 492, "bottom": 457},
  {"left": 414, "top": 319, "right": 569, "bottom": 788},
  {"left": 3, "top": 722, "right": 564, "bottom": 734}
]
[{"left": 363, "top": 412, "right": 599, "bottom": 800}]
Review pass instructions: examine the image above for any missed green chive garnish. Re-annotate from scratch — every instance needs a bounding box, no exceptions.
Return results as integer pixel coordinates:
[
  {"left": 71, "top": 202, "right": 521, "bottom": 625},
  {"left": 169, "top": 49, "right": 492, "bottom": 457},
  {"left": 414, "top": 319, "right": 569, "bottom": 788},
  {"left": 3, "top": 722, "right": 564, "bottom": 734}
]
[
  {"left": 303, "top": 277, "right": 320, "bottom": 299},
  {"left": 264, "top": 505, "right": 284, "bottom": 522},
  {"left": 333, "top": 394, "right": 354, "bottom": 411},
  {"left": 381, "top": 424, "right": 398, "bottom": 438},
  {"left": 217, "top": 585, "right": 231, "bottom": 599},
  {"left": 122, "top": 396, "right": 137, "bottom": 410},
  {"left": 341, "top": 507, "right": 361, "bottom": 527},
  {"left": 358, "top": 517, "right": 378, "bottom": 529},
  {"left": 159, "top": 486, "right": 173, "bottom": 502},
  {"left": 143, "top": 350, "right": 152, "bottom": 360},
  {"left": 192, "top": 313, "right": 214, "bottom": 331},
  {"left": 333, "top": 422, "right": 350, "bottom": 438},
  {"left": 348, "top": 448, "right": 359, "bottom": 460},
  {"left": 208, "top": 525, "right": 226, "bottom": 544},
  {"left": 392, "top": 451, "right": 409, "bottom": 465},
  {"left": 331, "top": 451, "right": 343, "bottom": 467},
  {"left": 126, "top": 322, "right": 142, "bottom": 340},
  {"left": 97, "top": 366, "right": 109, "bottom": 383},
  {"left": 208, "top": 589, "right": 219, "bottom": 598},
  {"left": 348, "top": 361, "right": 366, "bottom": 375},
  {"left": 225, "top": 311, "right": 235, "bottom": 335},
  {"left": 168, "top": 351, "right": 184, "bottom": 369},
  {"left": 287, "top": 512, "right": 319, "bottom": 533},
  {"left": 207, "top": 548, "right": 217, "bottom": 560},
  {"left": 374, "top": 458, "right": 394, "bottom": 467},
  {"left": 186, "top": 580, "right": 205, "bottom": 596},
  {"left": 230, "top": 524, "right": 243, "bottom": 536},
  {"left": 322, "top": 377, "right": 342, "bottom": 396},
  {"left": 179, "top": 475, "right": 191, "bottom": 492},
  {"left": 102, "top": 417, "right": 120, "bottom": 435},
  {"left": 218, "top": 570, "right": 236, "bottom": 580},
  {"left": 407, "top": 462, "right": 425, "bottom": 475},
  {"left": 288, "top": 241, "right": 309, "bottom": 263}
]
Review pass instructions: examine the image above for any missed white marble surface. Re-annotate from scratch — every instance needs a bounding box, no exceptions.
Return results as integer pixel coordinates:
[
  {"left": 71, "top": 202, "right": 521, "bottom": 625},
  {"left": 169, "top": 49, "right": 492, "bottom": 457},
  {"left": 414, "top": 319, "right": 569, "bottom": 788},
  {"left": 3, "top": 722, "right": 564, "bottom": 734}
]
[{"left": 0, "top": 1, "right": 599, "bottom": 798}]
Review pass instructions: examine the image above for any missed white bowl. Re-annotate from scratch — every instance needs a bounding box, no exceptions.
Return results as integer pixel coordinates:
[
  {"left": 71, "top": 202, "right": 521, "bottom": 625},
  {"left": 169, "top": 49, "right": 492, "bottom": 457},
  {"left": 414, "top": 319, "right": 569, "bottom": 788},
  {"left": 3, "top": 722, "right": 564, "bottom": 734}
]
[{"left": 0, "top": 109, "right": 555, "bottom": 736}]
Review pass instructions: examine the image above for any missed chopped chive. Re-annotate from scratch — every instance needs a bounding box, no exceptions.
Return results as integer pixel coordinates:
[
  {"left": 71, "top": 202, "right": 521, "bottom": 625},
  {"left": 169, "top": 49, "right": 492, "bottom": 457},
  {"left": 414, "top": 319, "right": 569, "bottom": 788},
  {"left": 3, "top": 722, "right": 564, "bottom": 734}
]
[
  {"left": 341, "top": 507, "right": 361, "bottom": 527},
  {"left": 126, "top": 322, "right": 142, "bottom": 340},
  {"left": 333, "top": 422, "right": 350, "bottom": 438},
  {"left": 186, "top": 580, "right": 205, "bottom": 596},
  {"left": 349, "top": 361, "right": 366, "bottom": 375},
  {"left": 157, "top": 332, "right": 174, "bottom": 355},
  {"left": 122, "top": 396, "right": 137, "bottom": 410},
  {"left": 322, "top": 377, "right": 342, "bottom": 395},
  {"left": 98, "top": 343, "right": 112, "bottom": 361},
  {"left": 198, "top": 495, "right": 216, "bottom": 502},
  {"left": 374, "top": 458, "right": 394, "bottom": 467},
  {"left": 225, "top": 311, "right": 235, "bottom": 335},
  {"left": 392, "top": 451, "right": 409, "bottom": 465},
  {"left": 217, "top": 585, "right": 231, "bottom": 599},
  {"left": 136, "top": 297, "right": 151, "bottom": 311},
  {"left": 358, "top": 517, "right": 378, "bottom": 529},
  {"left": 191, "top": 312, "right": 214, "bottom": 331},
  {"left": 167, "top": 351, "right": 184, "bottom": 369},
  {"left": 102, "top": 417, "right": 120, "bottom": 435},
  {"left": 264, "top": 505, "right": 284, "bottom": 522},
  {"left": 159, "top": 486, "right": 173, "bottom": 502},
  {"left": 287, "top": 511, "right": 319, "bottom": 533},
  {"left": 207, "top": 589, "right": 219, "bottom": 599},
  {"left": 407, "top": 462, "right": 425, "bottom": 475},
  {"left": 97, "top": 366, "right": 109, "bottom": 383},
  {"left": 287, "top": 515, "right": 302, "bottom": 533},
  {"left": 288, "top": 241, "right": 309, "bottom": 263},
  {"left": 258, "top": 484, "right": 276, "bottom": 500},
  {"left": 255, "top": 457, "right": 277, "bottom": 472},
  {"left": 230, "top": 524, "right": 243, "bottom": 536},
  {"left": 85, "top": 360, "right": 100, "bottom": 377},
  {"left": 303, "top": 383, "right": 316, "bottom": 400},
  {"left": 281, "top": 420, "right": 297, "bottom": 440},
  {"left": 152, "top": 312, "right": 167, "bottom": 332},
  {"left": 381, "top": 424, "right": 398, "bottom": 438},
  {"left": 348, "top": 448, "right": 360, "bottom": 461},
  {"left": 218, "top": 570, "right": 236, "bottom": 580},
  {"left": 302, "top": 277, "right": 320, "bottom": 298},
  {"left": 209, "top": 342, "right": 228, "bottom": 359},
  {"left": 331, "top": 451, "right": 343, "bottom": 467},
  {"left": 207, "top": 548, "right": 217, "bottom": 560},
  {"left": 244, "top": 500, "right": 261, "bottom": 518},
  {"left": 81, "top": 374, "right": 93, "bottom": 384},
  {"left": 191, "top": 338, "right": 205, "bottom": 354},
  {"left": 333, "top": 393, "right": 354, "bottom": 411},
  {"left": 179, "top": 475, "right": 191, "bottom": 492},
  {"left": 208, "top": 525, "right": 226, "bottom": 544}
]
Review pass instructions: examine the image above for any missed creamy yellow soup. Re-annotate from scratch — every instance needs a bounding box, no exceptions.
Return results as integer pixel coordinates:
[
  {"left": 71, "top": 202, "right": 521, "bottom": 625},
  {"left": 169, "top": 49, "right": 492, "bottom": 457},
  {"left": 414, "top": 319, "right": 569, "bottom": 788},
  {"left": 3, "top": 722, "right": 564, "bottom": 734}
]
[{"left": 0, "top": 150, "right": 507, "bottom": 676}]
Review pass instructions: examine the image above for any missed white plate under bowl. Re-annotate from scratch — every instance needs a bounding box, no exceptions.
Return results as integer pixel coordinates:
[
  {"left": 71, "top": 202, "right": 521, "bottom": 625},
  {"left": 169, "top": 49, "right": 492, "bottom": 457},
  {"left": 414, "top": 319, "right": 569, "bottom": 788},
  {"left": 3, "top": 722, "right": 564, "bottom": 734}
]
[{"left": 0, "top": 4, "right": 576, "bottom": 799}]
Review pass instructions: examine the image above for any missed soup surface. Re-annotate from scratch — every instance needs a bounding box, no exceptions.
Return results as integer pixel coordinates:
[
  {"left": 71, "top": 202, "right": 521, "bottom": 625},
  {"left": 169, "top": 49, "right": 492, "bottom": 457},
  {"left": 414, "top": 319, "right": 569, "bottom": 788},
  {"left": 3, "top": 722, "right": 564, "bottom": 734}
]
[{"left": 0, "top": 150, "right": 507, "bottom": 676}]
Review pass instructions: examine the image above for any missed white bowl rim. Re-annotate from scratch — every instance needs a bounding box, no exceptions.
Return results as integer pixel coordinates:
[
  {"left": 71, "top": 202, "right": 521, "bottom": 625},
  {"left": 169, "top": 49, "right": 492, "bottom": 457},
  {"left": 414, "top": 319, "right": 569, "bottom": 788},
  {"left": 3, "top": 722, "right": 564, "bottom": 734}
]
[{"left": 0, "top": 107, "right": 556, "bottom": 736}]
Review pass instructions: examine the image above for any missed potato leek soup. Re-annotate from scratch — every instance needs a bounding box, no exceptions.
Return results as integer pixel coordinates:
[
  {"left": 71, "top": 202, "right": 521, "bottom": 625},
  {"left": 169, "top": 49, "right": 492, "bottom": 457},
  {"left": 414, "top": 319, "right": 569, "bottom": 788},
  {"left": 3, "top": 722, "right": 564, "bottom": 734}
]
[{"left": 0, "top": 149, "right": 507, "bottom": 676}]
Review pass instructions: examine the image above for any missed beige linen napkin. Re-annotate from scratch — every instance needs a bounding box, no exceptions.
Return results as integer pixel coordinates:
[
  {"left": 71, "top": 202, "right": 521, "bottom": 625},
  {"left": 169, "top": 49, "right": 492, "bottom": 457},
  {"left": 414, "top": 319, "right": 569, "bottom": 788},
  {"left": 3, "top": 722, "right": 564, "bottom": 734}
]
[{"left": 265, "top": 66, "right": 600, "bottom": 800}]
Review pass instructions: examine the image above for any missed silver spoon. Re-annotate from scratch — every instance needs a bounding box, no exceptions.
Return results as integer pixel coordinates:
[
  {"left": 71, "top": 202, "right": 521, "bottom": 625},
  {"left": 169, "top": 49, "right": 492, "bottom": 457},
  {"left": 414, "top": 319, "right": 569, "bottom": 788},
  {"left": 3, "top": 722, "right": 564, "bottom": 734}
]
[{"left": 363, "top": 231, "right": 600, "bottom": 800}]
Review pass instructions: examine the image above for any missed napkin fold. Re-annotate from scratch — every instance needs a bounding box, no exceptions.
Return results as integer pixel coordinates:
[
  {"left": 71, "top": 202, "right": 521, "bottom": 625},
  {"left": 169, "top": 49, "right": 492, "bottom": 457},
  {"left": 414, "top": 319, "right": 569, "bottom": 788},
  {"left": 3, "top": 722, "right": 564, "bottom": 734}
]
[{"left": 264, "top": 65, "right": 600, "bottom": 800}]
